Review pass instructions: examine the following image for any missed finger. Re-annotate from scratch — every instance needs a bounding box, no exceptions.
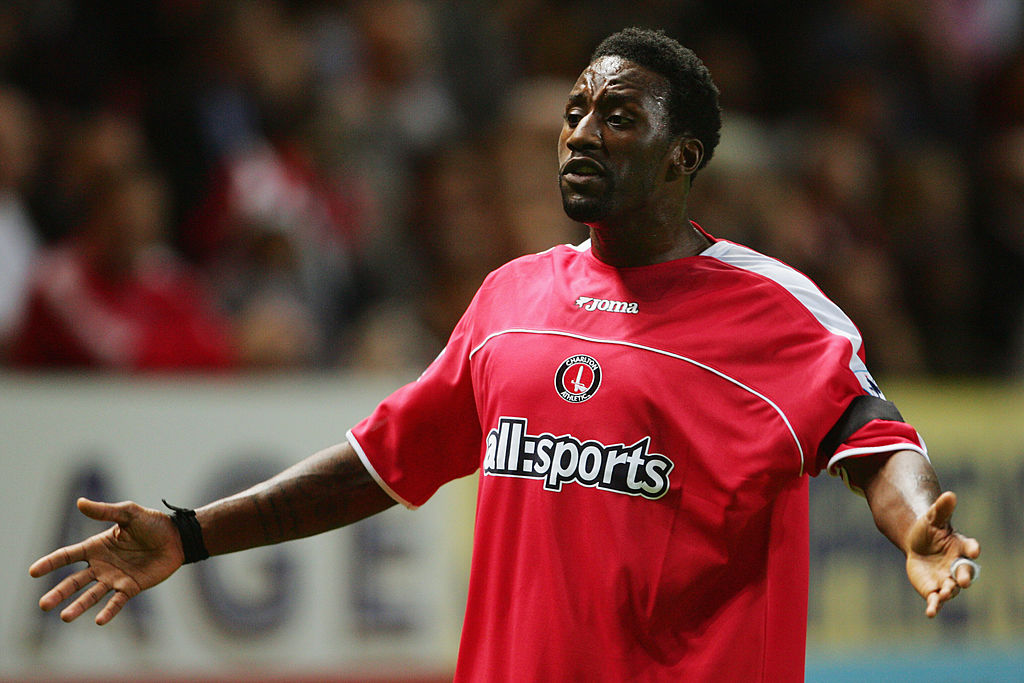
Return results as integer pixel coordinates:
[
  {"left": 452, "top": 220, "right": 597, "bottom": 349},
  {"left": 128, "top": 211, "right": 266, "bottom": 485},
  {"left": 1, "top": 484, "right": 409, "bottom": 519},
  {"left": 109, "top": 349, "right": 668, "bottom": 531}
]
[
  {"left": 954, "top": 562, "right": 975, "bottom": 587},
  {"left": 926, "top": 491, "right": 957, "bottom": 529},
  {"left": 925, "top": 574, "right": 963, "bottom": 618},
  {"left": 38, "top": 566, "right": 95, "bottom": 611},
  {"left": 951, "top": 556, "right": 981, "bottom": 587},
  {"left": 59, "top": 581, "right": 111, "bottom": 623},
  {"left": 77, "top": 498, "right": 135, "bottom": 526},
  {"left": 937, "top": 576, "right": 960, "bottom": 602},
  {"left": 95, "top": 590, "right": 130, "bottom": 626},
  {"left": 29, "top": 500, "right": 131, "bottom": 578},
  {"left": 29, "top": 543, "right": 88, "bottom": 578},
  {"left": 960, "top": 536, "right": 981, "bottom": 560}
]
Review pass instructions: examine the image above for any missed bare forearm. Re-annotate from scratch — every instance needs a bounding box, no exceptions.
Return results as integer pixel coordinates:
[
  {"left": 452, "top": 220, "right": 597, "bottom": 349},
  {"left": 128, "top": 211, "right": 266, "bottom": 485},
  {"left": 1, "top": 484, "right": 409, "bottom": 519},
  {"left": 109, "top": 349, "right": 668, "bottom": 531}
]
[
  {"left": 195, "top": 441, "right": 397, "bottom": 556},
  {"left": 844, "top": 449, "right": 941, "bottom": 554}
]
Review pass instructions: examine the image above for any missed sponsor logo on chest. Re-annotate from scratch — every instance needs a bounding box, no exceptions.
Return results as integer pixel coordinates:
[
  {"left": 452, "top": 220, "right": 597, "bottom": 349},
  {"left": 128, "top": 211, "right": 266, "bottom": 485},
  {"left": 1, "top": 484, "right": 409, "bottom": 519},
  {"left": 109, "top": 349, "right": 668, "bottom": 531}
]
[
  {"left": 484, "top": 417, "right": 673, "bottom": 500},
  {"left": 574, "top": 295, "right": 639, "bottom": 314}
]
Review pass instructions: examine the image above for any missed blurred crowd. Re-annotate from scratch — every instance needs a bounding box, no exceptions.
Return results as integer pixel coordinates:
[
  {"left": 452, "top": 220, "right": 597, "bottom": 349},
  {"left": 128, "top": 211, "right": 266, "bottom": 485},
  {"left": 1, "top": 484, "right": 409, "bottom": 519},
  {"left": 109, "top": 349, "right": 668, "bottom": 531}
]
[{"left": 0, "top": 0, "right": 1022, "bottom": 375}]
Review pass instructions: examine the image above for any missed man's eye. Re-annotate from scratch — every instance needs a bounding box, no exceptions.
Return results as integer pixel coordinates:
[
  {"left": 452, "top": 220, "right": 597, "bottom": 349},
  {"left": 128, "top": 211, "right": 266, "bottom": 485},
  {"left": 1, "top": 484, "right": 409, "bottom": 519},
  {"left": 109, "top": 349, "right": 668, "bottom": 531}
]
[
  {"left": 565, "top": 112, "right": 583, "bottom": 126},
  {"left": 607, "top": 114, "right": 631, "bottom": 128}
]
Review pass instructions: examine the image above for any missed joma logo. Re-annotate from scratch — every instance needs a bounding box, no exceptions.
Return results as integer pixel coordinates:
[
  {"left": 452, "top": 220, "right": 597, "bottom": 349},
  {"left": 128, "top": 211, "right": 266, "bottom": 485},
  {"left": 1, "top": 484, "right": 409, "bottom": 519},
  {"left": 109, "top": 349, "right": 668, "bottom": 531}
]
[{"left": 574, "top": 296, "right": 639, "bottom": 314}]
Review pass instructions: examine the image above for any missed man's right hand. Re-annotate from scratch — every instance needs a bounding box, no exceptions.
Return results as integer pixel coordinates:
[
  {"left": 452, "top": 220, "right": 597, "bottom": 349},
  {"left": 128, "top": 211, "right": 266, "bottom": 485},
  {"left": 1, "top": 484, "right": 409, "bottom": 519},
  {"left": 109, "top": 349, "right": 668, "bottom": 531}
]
[{"left": 29, "top": 498, "right": 184, "bottom": 625}]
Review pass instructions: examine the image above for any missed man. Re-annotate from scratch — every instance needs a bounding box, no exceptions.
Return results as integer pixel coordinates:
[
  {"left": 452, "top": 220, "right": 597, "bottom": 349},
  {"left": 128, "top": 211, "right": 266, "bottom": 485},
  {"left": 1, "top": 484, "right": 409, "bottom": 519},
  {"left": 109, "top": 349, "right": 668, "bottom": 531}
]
[{"left": 31, "top": 28, "right": 979, "bottom": 681}]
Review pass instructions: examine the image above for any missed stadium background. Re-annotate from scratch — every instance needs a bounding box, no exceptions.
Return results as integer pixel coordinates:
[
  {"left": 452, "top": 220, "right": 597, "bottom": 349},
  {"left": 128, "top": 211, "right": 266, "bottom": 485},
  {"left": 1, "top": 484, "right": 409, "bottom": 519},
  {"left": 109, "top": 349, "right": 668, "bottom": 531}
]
[{"left": 1, "top": 0, "right": 1022, "bottom": 680}]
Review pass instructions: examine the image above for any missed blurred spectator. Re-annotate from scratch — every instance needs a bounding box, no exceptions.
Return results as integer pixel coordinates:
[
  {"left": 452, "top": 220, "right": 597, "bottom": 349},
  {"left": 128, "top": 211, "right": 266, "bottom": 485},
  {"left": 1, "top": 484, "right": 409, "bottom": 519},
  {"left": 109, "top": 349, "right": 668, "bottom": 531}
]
[
  {"left": 884, "top": 144, "right": 978, "bottom": 373},
  {"left": 32, "top": 108, "right": 149, "bottom": 244},
  {"left": 305, "top": 0, "right": 461, "bottom": 296},
  {"left": 918, "top": 0, "right": 1022, "bottom": 77},
  {"left": 0, "top": 0, "right": 1020, "bottom": 376},
  {"left": 407, "top": 141, "right": 519, "bottom": 352},
  {"left": 0, "top": 86, "right": 40, "bottom": 357},
  {"left": 982, "top": 127, "right": 1024, "bottom": 374},
  {"left": 348, "top": 139, "right": 520, "bottom": 371},
  {"left": 183, "top": 139, "right": 360, "bottom": 368},
  {"left": 799, "top": 124, "right": 926, "bottom": 373},
  {"left": 976, "top": 46, "right": 1024, "bottom": 374},
  {"left": 11, "top": 169, "right": 238, "bottom": 371},
  {"left": 496, "top": 77, "right": 588, "bottom": 256},
  {"left": 183, "top": 0, "right": 443, "bottom": 367}
]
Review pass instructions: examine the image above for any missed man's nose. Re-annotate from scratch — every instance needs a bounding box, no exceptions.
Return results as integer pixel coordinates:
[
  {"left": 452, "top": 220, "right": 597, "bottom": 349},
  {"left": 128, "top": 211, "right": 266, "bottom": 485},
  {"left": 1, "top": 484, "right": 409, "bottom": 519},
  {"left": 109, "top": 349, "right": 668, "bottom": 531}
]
[{"left": 566, "top": 112, "right": 602, "bottom": 152}]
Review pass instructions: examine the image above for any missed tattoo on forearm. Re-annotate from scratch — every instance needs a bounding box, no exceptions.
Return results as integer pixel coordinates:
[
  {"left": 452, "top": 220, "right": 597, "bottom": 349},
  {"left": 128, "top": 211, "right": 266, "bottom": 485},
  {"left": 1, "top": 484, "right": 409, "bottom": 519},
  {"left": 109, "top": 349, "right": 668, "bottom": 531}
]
[
  {"left": 275, "top": 479, "right": 305, "bottom": 538},
  {"left": 249, "top": 455, "right": 384, "bottom": 544},
  {"left": 251, "top": 497, "right": 273, "bottom": 545},
  {"left": 223, "top": 446, "right": 396, "bottom": 550},
  {"left": 264, "top": 495, "right": 287, "bottom": 544}
]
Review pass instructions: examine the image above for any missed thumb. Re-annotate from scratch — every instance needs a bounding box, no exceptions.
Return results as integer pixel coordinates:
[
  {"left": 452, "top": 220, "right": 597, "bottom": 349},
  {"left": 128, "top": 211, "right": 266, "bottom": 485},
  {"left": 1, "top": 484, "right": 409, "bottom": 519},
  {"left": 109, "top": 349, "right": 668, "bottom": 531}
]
[
  {"left": 926, "top": 491, "right": 957, "bottom": 529},
  {"left": 76, "top": 498, "right": 135, "bottom": 526}
]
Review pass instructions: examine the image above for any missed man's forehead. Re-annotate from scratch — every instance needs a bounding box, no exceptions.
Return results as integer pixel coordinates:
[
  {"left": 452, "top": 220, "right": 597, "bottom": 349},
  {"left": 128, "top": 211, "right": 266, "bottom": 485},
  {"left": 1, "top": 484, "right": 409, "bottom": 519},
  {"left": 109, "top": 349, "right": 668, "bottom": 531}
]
[{"left": 569, "top": 55, "right": 668, "bottom": 100}]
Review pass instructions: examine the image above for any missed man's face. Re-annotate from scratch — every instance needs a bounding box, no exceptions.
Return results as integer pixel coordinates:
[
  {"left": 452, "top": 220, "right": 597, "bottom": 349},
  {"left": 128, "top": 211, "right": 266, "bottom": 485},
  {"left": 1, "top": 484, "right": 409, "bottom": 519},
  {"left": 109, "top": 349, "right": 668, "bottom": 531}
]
[{"left": 558, "top": 56, "right": 677, "bottom": 224}]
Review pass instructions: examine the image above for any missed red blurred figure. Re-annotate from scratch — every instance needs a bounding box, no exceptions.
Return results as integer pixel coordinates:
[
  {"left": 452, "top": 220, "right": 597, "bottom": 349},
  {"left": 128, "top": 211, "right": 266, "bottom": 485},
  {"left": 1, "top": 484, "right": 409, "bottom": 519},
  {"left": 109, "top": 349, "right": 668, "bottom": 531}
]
[{"left": 12, "top": 169, "right": 237, "bottom": 371}]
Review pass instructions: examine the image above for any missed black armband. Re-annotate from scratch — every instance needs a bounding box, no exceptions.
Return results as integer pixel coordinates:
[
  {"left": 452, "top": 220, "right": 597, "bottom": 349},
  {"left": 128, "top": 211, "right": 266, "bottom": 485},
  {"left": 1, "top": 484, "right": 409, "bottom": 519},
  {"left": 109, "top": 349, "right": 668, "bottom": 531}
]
[
  {"left": 163, "top": 499, "right": 210, "bottom": 564},
  {"left": 817, "top": 395, "right": 905, "bottom": 463}
]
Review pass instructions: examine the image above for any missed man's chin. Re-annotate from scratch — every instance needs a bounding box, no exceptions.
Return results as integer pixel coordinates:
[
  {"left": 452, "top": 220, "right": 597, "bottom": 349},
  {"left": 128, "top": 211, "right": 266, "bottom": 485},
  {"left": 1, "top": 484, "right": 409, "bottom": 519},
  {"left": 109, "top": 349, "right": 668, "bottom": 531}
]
[{"left": 561, "top": 196, "right": 610, "bottom": 224}]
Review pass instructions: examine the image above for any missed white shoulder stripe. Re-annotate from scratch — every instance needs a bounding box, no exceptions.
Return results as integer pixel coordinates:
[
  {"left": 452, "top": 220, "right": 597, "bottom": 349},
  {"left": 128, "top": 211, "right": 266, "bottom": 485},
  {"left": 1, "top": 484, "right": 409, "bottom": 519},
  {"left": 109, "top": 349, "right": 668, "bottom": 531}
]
[{"left": 702, "top": 241, "right": 882, "bottom": 398}]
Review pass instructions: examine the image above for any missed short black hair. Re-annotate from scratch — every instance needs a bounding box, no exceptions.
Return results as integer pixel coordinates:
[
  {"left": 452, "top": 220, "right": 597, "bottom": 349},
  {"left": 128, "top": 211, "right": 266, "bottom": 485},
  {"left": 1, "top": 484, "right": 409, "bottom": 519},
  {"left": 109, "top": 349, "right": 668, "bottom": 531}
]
[{"left": 591, "top": 27, "right": 722, "bottom": 174}]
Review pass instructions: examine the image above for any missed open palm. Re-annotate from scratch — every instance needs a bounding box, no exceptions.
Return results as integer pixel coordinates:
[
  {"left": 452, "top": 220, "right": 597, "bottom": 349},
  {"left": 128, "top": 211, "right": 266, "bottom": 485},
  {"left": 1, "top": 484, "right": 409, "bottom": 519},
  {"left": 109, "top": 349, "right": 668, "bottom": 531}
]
[{"left": 29, "top": 498, "right": 184, "bottom": 625}]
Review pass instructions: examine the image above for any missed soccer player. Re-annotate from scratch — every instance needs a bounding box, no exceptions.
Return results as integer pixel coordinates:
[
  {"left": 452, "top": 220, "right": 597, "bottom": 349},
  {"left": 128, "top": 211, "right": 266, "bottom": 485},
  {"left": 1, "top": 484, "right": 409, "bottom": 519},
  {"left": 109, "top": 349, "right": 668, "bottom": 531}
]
[{"left": 30, "top": 27, "right": 980, "bottom": 681}]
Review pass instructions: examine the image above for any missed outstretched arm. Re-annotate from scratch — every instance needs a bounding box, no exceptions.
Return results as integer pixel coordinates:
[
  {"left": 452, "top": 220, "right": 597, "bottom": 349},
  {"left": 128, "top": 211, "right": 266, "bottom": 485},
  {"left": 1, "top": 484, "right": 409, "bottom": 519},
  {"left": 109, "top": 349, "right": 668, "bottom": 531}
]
[
  {"left": 843, "top": 449, "right": 980, "bottom": 618},
  {"left": 195, "top": 440, "right": 396, "bottom": 555},
  {"left": 30, "top": 440, "right": 396, "bottom": 625}
]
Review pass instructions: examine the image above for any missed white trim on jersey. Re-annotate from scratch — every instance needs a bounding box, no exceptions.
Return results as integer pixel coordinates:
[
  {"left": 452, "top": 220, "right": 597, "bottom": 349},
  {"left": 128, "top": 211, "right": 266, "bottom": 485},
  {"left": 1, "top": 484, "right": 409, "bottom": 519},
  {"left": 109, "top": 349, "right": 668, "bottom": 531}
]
[
  {"left": 830, "top": 440, "right": 931, "bottom": 495},
  {"left": 347, "top": 429, "right": 419, "bottom": 509},
  {"left": 469, "top": 328, "right": 806, "bottom": 476},
  {"left": 826, "top": 440, "right": 929, "bottom": 476},
  {"left": 702, "top": 240, "right": 884, "bottom": 399}
]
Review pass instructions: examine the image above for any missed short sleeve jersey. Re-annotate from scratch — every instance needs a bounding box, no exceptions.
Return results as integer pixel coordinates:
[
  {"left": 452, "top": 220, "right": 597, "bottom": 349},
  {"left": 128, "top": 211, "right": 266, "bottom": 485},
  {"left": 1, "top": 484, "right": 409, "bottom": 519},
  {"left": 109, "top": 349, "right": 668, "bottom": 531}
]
[{"left": 348, "top": 227, "right": 925, "bottom": 682}]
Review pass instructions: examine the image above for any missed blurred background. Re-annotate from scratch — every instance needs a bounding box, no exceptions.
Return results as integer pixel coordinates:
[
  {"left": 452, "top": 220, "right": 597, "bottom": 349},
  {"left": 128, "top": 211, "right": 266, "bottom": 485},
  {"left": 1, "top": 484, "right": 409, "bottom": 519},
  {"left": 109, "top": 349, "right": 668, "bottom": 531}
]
[{"left": 1, "top": 0, "right": 1022, "bottom": 680}]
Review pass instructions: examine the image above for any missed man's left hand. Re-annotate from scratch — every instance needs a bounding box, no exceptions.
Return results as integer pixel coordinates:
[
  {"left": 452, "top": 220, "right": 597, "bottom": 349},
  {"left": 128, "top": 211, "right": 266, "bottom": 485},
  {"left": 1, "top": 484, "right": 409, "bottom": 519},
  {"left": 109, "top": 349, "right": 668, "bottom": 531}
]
[{"left": 904, "top": 491, "right": 981, "bottom": 618}]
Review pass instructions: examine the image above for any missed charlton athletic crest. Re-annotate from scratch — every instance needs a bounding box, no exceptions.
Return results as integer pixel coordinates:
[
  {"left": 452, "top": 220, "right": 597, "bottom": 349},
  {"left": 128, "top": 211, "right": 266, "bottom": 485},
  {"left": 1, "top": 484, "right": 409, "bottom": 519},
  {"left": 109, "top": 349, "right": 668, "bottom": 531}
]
[{"left": 555, "top": 354, "right": 602, "bottom": 403}]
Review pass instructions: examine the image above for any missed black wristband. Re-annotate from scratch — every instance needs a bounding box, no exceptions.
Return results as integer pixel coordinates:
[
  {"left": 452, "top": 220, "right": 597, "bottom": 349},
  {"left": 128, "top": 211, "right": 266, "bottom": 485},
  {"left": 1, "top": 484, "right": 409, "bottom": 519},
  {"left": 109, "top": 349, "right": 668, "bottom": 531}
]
[{"left": 163, "top": 499, "right": 210, "bottom": 564}]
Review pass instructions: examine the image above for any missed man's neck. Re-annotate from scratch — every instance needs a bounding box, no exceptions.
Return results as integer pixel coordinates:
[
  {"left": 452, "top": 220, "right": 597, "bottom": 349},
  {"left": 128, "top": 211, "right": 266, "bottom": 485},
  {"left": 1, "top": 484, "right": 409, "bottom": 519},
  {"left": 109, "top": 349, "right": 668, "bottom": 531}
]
[{"left": 588, "top": 216, "right": 710, "bottom": 268}]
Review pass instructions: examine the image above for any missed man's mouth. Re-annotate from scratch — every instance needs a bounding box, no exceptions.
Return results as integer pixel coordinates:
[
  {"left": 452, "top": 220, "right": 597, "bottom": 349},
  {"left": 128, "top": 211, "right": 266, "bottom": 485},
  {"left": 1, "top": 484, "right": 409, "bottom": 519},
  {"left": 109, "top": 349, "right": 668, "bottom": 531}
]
[{"left": 560, "top": 157, "right": 607, "bottom": 183}]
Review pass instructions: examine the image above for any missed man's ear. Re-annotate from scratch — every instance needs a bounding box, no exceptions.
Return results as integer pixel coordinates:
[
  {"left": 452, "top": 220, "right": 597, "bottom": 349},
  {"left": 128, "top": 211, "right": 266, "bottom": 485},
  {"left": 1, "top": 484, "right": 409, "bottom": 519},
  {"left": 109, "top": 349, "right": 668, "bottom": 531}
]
[
  {"left": 680, "top": 138, "right": 704, "bottom": 175},
  {"left": 667, "top": 137, "right": 704, "bottom": 180}
]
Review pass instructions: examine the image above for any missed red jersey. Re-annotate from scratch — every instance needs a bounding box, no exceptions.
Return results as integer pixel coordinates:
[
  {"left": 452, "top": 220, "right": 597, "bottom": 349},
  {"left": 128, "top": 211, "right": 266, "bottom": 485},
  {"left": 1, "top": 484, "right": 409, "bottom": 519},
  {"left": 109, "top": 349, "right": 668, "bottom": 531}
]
[
  {"left": 348, "top": 227, "right": 925, "bottom": 682},
  {"left": 12, "top": 243, "right": 236, "bottom": 371}
]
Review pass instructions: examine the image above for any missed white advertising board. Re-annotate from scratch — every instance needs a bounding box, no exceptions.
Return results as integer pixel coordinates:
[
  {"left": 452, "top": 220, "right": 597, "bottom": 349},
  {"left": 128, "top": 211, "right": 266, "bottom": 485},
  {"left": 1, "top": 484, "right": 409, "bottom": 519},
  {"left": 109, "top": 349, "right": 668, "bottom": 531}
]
[{"left": 0, "top": 373, "right": 475, "bottom": 680}]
